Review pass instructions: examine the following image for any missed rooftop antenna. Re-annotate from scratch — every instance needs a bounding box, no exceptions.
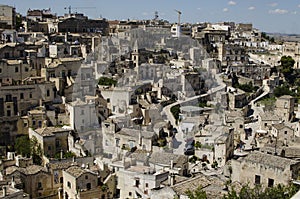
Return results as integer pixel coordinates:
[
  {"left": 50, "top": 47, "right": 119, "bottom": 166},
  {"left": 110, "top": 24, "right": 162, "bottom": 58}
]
[{"left": 64, "top": 6, "right": 71, "bottom": 14}]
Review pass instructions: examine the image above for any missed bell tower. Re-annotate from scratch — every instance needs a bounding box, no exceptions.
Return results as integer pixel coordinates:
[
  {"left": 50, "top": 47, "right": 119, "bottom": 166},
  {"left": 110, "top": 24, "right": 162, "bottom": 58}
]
[{"left": 131, "top": 40, "right": 139, "bottom": 68}]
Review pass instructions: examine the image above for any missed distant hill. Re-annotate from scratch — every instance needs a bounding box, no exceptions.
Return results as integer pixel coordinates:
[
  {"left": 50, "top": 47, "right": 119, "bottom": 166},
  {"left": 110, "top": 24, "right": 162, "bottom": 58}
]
[{"left": 267, "top": 33, "right": 300, "bottom": 42}]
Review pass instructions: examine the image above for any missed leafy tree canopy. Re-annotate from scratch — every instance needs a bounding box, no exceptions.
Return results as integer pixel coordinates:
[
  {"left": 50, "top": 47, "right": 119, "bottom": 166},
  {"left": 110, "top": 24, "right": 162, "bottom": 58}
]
[
  {"left": 224, "top": 184, "right": 299, "bottom": 199},
  {"left": 273, "top": 84, "right": 293, "bottom": 97},
  {"left": 98, "top": 77, "right": 117, "bottom": 86}
]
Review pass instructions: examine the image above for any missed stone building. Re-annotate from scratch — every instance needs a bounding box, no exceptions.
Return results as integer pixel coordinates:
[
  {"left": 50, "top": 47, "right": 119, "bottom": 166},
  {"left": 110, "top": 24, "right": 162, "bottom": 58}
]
[
  {"left": 224, "top": 110, "right": 245, "bottom": 145},
  {"left": 116, "top": 163, "right": 169, "bottom": 199},
  {"left": 275, "top": 95, "right": 295, "bottom": 122},
  {"left": 0, "top": 185, "right": 29, "bottom": 199},
  {"left": 5, "top": 165, "right": 52, "bottom": 198},
  {"left": 58, "top": 17, "right": 109, "bottom": 35},
  {"left": 228, "top": 88, "right": 248, "bottom": 109},
  {"left": 29, "top": 127, "right": 72, "bottom": 158},
  {"left": 41, "top": 57, "right": 83, "bottom": 100},
  {"left": 148, "top": 152, "right": 189, "bottom": 177},
  {"left": 66, "top": 97, "right": 98, "bottom": 133},
  {"left": 219, "top": 44, "right": 248, "bottom": 66},
  {"left": 231, "top": 151, "right": 300, "bottom": 188},
  {"left": 214, "top": 128, "right": 234, "bottom": 167},
  {"left": 271, "top": 123, "right": 294, "bottom": 145},
  {"left": 260, "top": 112, "right": 281, "bottom": 131},
  {"left": 63, "top": 165, "right": 114, "bottom": 199},
  {"left": 0, "top": 80, "right": 55, "bottom": 144},
  {"left": 0, "top": 5, "right": 16, "bottom": 29},
  {"left": 102, "top": 119, "right": 158, "bottom": 158}
]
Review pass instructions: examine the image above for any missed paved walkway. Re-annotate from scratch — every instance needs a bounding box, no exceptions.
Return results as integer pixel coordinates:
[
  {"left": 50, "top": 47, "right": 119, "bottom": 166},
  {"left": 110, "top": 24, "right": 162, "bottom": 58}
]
[{"left": 163, "top": 71, "right": 226, "bottom": 155}]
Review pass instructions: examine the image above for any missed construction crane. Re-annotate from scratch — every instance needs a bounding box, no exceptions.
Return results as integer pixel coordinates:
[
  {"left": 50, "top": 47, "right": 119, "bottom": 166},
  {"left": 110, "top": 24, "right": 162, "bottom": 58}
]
[
  {"left": 64, "top": 6, "right": 96, "bottom": 15},
  {"left": 174, "top": 9, "right": 182, "bottom": 26}
]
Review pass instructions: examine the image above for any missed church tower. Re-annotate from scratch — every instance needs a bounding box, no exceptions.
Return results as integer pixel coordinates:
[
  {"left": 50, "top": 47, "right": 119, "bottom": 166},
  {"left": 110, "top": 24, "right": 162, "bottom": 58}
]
[{"left": 131, "top": 40, "right": 139, "bottom": 68}]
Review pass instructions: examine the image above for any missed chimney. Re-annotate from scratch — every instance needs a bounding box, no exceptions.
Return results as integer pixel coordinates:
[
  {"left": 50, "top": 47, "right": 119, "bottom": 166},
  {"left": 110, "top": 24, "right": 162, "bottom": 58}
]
[
  {"left": 2, "top": 186, "right": 6, "bottom": 197},
  {"left": 11, "top": 176, "right": 15, "bottom": 188},
  {"left": 168, "top": 173, "right": 174, "bottom": 186}
]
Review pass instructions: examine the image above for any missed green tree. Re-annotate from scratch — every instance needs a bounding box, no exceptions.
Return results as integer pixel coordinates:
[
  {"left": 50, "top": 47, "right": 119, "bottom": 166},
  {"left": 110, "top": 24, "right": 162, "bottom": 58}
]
[
  {"left": 194, "top": 141, "right": 202, "bottom": 149},
  {"left": 185, "top": 186, "right": 207, "bottom": 199},
  {"left": 98, "top": 77, "right": 117, "bottom": 86},
  {"left": 280, "top": 56, "right": 295, "bottom": 75},
  {"left": 15, "top": 136, "right": 31, "bottom": 157},
  {"left": 171, "top": 105, "right": 181, "bottom": 123},
  {"left": 30, "top": 136, "right": 43, "bottom": 165},
  {"left": 273, "top": 84, "right": 293, "bottom": 97},
  {"left": 15, "top": 14, "right": 23, "bottom": 30},
  {"left": 224, "top": 184, "right": 299, "bottom": 199},
  {"left": 15, "top": 135, "right": 43, "bottom": 165}
]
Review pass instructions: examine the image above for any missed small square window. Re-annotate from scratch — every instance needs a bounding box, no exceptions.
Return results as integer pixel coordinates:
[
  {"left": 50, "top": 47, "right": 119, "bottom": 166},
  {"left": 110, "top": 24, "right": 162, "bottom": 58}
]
[
  {"left": 268, "top": 178, "right": 274, "bottom": 187},
  {"left": 255, "top": 175, "right": 261, "bottom": 185}
]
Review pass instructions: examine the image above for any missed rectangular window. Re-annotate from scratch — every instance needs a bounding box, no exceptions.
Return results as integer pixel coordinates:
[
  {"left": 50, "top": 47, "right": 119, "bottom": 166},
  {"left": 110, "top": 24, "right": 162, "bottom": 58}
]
[
  {"left": 4, "top": 52, "right": 9, "bottom": 58},
  {"left": 20, "top": 93, "right": 24, "bottom": 99},
  {"left": 268, "top": 178, "right": 274, "bottom": 187},
  {"left": 135, "top": 179, "right": 140, "bottom": 187},
  {"left": 56, "top": 140, "right": 60, "bottom": 147},
  {"left": 116, "top": 138, "right": 120, "bottom": 147},
  {"left": 5, "top": 94, "right": 12, "bottom": 102},
  {"left": 38, "top": 182, "right": 42, "bottom": 189},
  {"left": 255, "top": 175, "right": 261, "bottom": 185},
  {"left": 47, "top": 89, "right": 50, "bottom": 97}
]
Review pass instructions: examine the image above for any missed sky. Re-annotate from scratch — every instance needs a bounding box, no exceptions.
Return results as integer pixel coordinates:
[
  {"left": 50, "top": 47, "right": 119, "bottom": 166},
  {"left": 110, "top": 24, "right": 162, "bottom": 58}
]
[{"left": 2, "top": 0, "right": 300, "bottom": 34}]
